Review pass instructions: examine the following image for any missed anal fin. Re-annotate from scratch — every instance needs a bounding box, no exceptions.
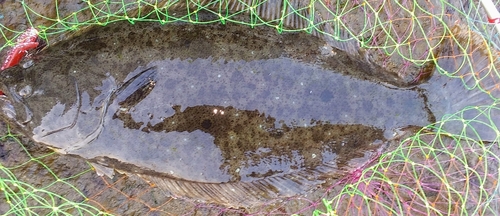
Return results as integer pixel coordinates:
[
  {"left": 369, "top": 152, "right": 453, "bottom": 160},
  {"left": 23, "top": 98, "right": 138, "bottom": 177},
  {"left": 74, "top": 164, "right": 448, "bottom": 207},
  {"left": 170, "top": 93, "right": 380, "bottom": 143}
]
[{"left": 139, "top": 162, "right": 339, "bottom": 208}]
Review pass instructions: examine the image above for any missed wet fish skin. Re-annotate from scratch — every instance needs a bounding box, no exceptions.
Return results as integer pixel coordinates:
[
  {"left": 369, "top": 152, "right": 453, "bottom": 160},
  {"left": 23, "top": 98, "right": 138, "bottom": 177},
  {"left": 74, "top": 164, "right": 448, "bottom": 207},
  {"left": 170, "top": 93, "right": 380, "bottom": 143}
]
[
  {"left": 0, "top": 21, "right": 428, "bottom": 207},
  {"left": 11, "top": 19, "right": 500, "bottom": 207}
]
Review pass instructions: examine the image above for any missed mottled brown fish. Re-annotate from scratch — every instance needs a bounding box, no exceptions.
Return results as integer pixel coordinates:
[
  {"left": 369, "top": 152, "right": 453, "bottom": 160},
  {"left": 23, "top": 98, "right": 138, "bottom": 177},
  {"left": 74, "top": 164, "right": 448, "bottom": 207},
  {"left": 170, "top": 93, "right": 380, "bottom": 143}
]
[{"left": 0, "top": 20, "right": 497, "bottom": 207}]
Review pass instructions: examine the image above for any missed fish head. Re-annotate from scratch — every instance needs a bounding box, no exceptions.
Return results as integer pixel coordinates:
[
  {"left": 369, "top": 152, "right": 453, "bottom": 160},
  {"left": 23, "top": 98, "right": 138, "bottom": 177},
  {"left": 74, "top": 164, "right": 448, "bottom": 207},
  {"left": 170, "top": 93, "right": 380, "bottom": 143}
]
[
  {"left": 0, "top": 53, "right": 96, "bottom": 145},
  {"left": 0, "top": 66, "right": 36, "bottom": 128}
]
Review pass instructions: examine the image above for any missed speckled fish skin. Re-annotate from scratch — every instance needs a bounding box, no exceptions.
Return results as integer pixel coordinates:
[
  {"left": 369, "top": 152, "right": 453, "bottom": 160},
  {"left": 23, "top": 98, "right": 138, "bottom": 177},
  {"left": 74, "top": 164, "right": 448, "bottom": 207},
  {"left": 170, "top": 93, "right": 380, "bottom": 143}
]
[
  {"left": 0, "top": 20, "right": 488, "bottom": 207},
  {"left": 0, "top": 21, "right": 428, "bottom": 206}
]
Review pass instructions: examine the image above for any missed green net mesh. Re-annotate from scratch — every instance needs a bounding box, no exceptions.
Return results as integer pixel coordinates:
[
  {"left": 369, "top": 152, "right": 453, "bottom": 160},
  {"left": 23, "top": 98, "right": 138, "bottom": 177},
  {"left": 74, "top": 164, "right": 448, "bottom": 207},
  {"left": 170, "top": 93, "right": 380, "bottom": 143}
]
[{"left": 1, "top": 0, "right": 500, "bottom": 215}]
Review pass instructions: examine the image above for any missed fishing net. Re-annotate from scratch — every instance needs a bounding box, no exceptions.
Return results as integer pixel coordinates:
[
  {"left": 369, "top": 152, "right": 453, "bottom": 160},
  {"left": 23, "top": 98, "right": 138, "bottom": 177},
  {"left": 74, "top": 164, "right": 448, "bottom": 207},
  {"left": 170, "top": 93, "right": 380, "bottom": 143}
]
[{"left": 1, "top": 0, "right": 500, "bottom": 215}]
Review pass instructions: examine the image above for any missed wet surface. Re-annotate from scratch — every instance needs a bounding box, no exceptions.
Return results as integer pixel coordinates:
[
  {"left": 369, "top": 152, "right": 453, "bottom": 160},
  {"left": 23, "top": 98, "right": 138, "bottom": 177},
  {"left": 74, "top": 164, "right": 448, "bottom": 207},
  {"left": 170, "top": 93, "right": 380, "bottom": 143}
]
[
  {"left": 0, "top": 21, "right": 424, "bottom": 206},
  {"left": 0, "top": 18, "right": 498, "bottom": 209},
  {"left": 0, "top": 117, "right": 407, "bottom": 215},
  {"left": 1, "top": 0, "right": 448, "bottom": 87},
  {"left": 0, "top": 0, "right": 499, "bottom": 214}
]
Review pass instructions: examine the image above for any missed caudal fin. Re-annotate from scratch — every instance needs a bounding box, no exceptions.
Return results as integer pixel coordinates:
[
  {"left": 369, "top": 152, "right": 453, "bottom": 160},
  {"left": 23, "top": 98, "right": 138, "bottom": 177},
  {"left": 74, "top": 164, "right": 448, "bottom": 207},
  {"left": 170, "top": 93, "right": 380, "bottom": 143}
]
[{"left": 424, "top": 23, "right": 500, "bottom": 142}]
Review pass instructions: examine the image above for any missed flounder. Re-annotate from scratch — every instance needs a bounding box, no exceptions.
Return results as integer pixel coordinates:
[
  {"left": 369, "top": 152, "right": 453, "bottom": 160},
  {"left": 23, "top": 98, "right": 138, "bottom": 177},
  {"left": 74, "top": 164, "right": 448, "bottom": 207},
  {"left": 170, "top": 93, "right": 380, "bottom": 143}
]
[{"left": 0, "top": 20, "right": 498, "bottom": 207}]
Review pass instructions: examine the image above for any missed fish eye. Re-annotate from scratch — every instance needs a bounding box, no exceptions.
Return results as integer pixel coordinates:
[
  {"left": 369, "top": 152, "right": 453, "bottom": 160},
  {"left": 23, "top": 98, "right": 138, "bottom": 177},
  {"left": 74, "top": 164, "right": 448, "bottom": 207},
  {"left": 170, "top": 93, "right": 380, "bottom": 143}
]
[{"left": 18, "top": 85, "right": 33, "bottom": 98}]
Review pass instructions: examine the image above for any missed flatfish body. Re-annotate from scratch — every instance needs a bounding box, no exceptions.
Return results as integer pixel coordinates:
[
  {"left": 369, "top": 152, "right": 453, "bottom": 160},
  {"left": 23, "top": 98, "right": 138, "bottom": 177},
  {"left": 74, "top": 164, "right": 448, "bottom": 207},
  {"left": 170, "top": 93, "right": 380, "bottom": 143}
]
[{"left": 0, "top": 21, "right": 496, "bottom": 207}]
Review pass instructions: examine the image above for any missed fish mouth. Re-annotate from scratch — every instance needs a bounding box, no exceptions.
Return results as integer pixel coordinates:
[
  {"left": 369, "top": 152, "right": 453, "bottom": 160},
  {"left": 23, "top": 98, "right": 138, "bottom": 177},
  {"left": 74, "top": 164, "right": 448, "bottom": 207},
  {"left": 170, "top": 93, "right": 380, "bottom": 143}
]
[
  {"left": 0, "top": 92, "right": 17, "bottom": 121},
  {"left": 0, "top": 86, "right": 33, "bottom": 126}
]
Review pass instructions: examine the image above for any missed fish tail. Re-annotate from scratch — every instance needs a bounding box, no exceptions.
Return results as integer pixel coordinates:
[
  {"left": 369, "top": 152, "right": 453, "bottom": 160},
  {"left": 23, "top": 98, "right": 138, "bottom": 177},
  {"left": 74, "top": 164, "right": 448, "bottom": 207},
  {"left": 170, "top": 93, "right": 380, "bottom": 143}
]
[{"left": 427, "top": 23, "right": 500, "bottom": 141}]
